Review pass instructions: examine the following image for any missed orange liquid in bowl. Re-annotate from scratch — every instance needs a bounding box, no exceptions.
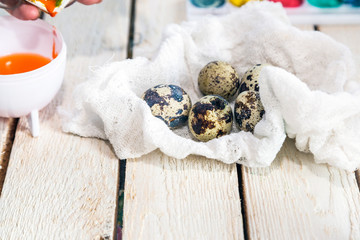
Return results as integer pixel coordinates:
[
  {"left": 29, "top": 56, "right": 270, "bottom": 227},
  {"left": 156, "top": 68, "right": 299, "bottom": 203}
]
[{"left": 0, "top": 53, "right": 52, "bottom": 75}]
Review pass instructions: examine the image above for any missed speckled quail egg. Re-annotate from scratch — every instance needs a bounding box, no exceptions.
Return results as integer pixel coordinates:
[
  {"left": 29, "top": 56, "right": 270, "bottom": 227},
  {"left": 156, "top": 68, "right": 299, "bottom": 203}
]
[
  {"left": 188, "top": 95, "right": 233, "bottom": 142},
  {"left": 198, "top": 61, "right": 240, "bottom": 101},
  {"left": 142, "top": 84, "right": 192, "bottom": 129},
  {"left": 234, "top": 90, "right": 265, "bottom": 133},
  {"left": 239, "top": 64, "right": 269, "bottom": 93}
]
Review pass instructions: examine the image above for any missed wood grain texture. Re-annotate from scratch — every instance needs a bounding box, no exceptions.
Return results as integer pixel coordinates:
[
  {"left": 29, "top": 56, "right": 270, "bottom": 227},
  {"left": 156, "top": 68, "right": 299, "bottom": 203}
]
[
  {"left": 124, "top": 151, "right": 243, "bottom": 240},
  {"left": 0, "top": 1, "right": 129, "bottom": 239},
  {"left": 0, "top": 12, "right": 18, "bottom": 197},
  {"left": 0, "top": 118, "right": 17, "bottom": 196},
  {"left": 243, "top": 138, "right": 360, "bottom": 240},
  {"left": 132, "top": 0, "right": 188, "bottom": 58},
  {"left": 242, "top": 25, "right": 360, "bottom": 240},
  {"left": 122, "top": 0, "right": 244, "bottom": 239}
]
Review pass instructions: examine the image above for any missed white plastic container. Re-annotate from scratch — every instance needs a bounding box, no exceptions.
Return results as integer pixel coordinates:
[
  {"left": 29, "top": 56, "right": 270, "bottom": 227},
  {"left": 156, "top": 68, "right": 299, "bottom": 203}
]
[{"left": 0, "top": 16, "right": 67, "bottom": 137}]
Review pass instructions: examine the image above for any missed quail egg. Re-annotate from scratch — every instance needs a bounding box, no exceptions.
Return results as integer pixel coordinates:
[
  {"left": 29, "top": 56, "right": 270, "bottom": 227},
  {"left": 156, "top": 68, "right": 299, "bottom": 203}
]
[
  {"left": 198, "top": 61, "right": 240, "bottom": 101},
  {"left": 234, "top": 90, "right": 265, "bottom": 133},
  {"left": 239, "top": 63, "right": 268, "bottom": 93},
  {"left": 142, "top": 84, "right": 192, "bottom": 129},
  {"left": 188, "top": 95, "right": 233, "bottom": 142}
]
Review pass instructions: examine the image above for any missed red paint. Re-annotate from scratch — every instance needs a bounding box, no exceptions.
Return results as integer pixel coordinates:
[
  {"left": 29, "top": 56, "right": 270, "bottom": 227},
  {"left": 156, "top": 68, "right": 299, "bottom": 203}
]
[
  {"left": 0, "top": 53, "right": 51, "bottom": 75},
  {"left": 270, "top": 0, "right": 303, "bottom": 7}
]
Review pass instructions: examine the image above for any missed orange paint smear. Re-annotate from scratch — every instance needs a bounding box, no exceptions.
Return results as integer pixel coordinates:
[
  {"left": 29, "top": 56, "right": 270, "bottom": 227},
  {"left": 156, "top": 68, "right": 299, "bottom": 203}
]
[
  {"left": 39, "top": 0, "right": 58, "bottom": 17},
  {"left": 0, "top": 53, "right": 51, "bottom": 75},
  {"left": 52, "top": 27, "right": 59, "bottom": 59},
  {"left": 52, "top": 39, "right": 58, "bottom": 59}
]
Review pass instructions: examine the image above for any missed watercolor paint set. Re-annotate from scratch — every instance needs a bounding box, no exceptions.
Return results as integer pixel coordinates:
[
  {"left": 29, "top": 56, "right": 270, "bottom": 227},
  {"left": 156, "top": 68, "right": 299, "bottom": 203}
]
[{"left": 187, "top": 0, "right": 360, "bottom": 24}]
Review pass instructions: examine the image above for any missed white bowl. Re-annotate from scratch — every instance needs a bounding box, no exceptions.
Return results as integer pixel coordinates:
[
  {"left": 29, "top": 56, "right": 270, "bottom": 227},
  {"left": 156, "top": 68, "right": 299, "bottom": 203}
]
[{"left": 0, "top": 16, "right": 67, "bottom": 136}]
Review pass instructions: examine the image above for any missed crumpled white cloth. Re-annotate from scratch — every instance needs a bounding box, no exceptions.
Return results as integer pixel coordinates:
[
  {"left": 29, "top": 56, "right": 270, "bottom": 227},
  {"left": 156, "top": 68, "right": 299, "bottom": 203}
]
[{"left": 60, "top": 1, "right": 360, "bottom": 171}]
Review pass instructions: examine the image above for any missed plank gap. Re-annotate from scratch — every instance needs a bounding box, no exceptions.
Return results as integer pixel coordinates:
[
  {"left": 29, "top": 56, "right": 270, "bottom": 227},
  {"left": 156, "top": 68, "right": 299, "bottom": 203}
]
[
  {"left": 113, "top": 160, "right": 121, "bottom": 240},
  {"left": 237, "top": 164, "right": 249, "bottom": 240},
  {"left": 127, "top": 0, "right": 137, "bottom": 59},
  {"left": 118, "top": 0, "right": 136, "bottom": 237},
  {"left": 119, "top": 160, "right": 126, "bottom": 191},
  {"left": 117, "top": 160, "right": 126, "bottom": 240},
  {"left": 0, "top": 118, "right": 18, "bottom": 197},
  {"left": 356, "top": 171, "right": 360, "bottom": 192}
]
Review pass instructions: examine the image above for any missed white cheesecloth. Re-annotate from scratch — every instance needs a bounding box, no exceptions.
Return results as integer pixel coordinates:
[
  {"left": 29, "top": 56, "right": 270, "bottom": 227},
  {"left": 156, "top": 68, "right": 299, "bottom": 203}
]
[{"left": 60, "top": 2, "right": 360, "bottom": 171}]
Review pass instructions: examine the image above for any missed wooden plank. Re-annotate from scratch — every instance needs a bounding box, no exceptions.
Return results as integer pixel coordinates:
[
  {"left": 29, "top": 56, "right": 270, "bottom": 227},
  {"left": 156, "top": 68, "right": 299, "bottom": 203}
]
[
  {"left": 243, "top": 138, "right": 360, "bottom": 239},
  {"left": 132, "top": 0, "right": 189, "bottom": 58},
  {"left": 318, "top": 24, "right": 360, "bottom": 193},
  {"left": 242, "top": 25, "right": 360, "bottom": 240},
  {"left": 122, "top": 0, "right": 244, "bottom": 239},
  {"left": 124, "top": 151, "right": 243, "bottom": 239},
  {"left": 0, "top": 12, "right": 18, "bottom": 197},
  {"left": 0, "top": 1, "right": 130, "bottom": 238},
  {"left": 0, "top": 118, "right": 17, "bottom": 195},
  {"left": 318, "top": 25, "right": 360, "bottom": 72}
]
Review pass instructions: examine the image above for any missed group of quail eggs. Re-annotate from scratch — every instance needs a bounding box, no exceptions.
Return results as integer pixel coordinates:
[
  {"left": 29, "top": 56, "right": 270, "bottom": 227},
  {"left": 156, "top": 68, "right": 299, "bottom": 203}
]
[{"left": 141, "top": 61, "right": 267, "bottom": 142}]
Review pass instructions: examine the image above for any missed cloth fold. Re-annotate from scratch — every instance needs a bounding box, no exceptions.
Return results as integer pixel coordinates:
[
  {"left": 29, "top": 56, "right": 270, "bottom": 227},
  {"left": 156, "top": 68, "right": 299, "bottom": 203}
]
[{"left": 61, "top": 2, "right": 360, "bottom": 171}]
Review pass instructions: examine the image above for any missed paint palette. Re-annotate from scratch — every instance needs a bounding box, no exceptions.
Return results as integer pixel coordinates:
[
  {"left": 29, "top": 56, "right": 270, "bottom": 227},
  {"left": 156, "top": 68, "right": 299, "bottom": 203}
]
[{"left": 187, "top": 0, "right": 360, "bottom": 24}]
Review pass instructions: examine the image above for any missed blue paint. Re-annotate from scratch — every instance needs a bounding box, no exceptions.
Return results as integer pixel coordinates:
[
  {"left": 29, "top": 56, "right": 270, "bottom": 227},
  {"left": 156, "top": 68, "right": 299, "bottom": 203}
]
[
  {"left": 307, "top": 0, "right": 341, "bottom": 8},
  {"left": 349, "top": 0, "right": 360, "bottom": 6},
  {"left": 190, "top": 0, "right": 225, "bottom": 8}
]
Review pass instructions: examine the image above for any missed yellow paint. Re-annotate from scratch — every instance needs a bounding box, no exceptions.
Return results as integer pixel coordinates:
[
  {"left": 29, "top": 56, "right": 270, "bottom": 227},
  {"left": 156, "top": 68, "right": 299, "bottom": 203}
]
[{"left": 229, "top": 0, "right": 262, "bottom": 7}]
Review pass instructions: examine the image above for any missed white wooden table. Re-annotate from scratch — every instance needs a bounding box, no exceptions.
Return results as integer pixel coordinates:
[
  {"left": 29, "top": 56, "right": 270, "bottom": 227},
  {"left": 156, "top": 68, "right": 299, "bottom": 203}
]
[{"left": 1, "top": 0, "right": 360, "bottom": 239}]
